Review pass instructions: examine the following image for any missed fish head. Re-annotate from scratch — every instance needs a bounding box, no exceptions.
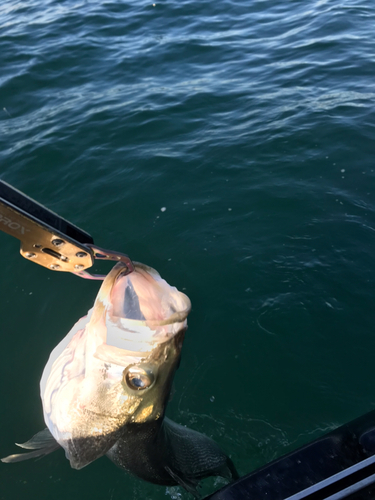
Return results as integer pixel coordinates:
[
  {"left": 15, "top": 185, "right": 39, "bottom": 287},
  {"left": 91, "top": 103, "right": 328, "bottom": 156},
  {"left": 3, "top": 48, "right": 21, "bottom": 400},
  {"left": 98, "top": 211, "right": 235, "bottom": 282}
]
[{"left": 41, "top": 262, "right": 190, "bottom": 469}]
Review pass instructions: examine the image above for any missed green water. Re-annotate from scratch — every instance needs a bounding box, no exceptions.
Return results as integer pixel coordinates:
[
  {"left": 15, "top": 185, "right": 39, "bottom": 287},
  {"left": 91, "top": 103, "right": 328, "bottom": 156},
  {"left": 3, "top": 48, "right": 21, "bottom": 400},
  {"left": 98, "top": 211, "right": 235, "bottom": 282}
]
[{"left": 1, "top": 0, "right": 375, "bottom": 498}]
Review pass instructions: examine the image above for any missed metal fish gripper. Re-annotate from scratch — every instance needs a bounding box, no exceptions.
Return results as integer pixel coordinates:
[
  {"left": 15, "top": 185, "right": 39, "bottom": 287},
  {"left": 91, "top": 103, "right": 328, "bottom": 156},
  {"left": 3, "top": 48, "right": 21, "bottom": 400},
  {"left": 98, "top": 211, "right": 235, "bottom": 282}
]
[{"left": 0, "top": 180, "right": 134, "bottom": 280}]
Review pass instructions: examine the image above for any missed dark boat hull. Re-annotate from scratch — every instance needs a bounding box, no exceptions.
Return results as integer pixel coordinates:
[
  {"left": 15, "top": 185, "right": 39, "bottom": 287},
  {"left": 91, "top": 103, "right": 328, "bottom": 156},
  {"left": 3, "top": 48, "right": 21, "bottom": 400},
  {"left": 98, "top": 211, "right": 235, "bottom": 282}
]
[{"left": 205, "top": 410, "right": 375, "bottom": 500}]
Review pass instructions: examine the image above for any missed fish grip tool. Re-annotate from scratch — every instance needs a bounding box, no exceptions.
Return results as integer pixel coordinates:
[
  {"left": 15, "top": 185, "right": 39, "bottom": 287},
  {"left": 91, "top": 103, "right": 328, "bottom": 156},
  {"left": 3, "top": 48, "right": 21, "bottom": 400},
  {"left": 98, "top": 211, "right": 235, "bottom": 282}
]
[{"left": 0, "top": 180, "right": 134, "bottom": 279}]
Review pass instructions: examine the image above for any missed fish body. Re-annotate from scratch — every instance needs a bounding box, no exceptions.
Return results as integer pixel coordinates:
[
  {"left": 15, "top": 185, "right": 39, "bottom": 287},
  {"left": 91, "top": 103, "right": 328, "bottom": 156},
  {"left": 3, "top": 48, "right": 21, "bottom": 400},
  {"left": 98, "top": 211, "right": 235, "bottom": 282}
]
[
  {"left": 106, "top": 417, "right": 238, "bottom": 494},
  {"left": 2, "top": 262, "right": 238, "bottom": 495}
]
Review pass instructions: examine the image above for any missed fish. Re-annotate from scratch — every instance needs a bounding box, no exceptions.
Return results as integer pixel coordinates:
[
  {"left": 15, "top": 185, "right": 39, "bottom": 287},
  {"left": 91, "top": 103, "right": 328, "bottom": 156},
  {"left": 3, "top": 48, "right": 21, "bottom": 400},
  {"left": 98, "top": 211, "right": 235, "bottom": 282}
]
[{"left": 2, "top": 262, "right": 238, "bottom": 496}]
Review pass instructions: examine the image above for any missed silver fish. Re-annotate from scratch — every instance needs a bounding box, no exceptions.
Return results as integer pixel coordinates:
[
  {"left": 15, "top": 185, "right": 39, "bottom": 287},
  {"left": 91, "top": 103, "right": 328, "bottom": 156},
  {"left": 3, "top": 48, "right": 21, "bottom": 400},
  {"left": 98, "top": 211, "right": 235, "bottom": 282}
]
[{"left": 2, "top": 262, "right": 238, "bottom": 496}]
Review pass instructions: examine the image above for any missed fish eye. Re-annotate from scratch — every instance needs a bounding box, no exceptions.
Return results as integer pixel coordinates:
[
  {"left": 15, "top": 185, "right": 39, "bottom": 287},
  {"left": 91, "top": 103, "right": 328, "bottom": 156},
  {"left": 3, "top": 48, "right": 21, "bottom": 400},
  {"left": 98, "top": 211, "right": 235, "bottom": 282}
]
[{"left": 124, "top": 366, "right": 155, "bottom": 391}]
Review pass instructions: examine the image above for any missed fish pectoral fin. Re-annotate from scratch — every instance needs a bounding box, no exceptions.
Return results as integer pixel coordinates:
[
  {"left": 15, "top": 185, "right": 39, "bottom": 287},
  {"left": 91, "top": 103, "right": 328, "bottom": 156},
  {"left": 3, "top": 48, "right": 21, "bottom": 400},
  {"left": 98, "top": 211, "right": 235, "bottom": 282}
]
[
  {"left": 1, "top": 428, "right": 60, "bottom": 463},
  {"left": 226, "top": 456, "right": 240, "bottom": 481},
  {"left": 164, "top": 466, "right": 200, "bottom": 498},
  {"left": 15, "top": 428, "right": 57, "bottom": 450}
]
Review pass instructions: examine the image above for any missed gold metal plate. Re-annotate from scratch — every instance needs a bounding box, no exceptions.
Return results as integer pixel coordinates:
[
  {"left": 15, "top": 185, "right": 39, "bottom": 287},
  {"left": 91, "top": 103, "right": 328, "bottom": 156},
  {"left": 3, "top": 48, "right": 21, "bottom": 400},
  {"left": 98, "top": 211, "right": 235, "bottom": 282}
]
[{"left": 0, "top": 201, "right": 94, "bottom": 272}]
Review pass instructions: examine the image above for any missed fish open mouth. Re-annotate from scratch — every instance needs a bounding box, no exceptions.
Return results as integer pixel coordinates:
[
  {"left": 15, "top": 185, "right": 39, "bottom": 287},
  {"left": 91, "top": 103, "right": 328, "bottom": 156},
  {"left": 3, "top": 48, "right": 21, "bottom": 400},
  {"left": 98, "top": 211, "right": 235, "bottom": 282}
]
[
  {"left": 95, "top": 262, "right": 191, "bottom": 359},
  {"left": 110, "top": 262, "right": 191, "bottom": 326}
]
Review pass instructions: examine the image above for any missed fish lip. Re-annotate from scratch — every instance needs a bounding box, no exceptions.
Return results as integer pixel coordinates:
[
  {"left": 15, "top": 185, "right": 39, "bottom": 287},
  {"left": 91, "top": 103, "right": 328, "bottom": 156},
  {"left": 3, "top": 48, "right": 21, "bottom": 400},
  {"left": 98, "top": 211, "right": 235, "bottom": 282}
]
[
  {"left": 114, "top": 267, "right": 130, "bottom": 282},
  {"left": 109, "top": 311, "right": 191, "bottom": 327}
]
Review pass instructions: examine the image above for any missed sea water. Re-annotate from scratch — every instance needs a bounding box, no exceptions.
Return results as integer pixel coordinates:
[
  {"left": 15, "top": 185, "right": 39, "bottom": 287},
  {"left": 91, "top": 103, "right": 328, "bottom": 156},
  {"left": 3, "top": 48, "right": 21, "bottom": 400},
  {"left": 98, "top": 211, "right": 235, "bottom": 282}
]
[{"left": 0, "top": 1, "right": 374, "bottom": 498}]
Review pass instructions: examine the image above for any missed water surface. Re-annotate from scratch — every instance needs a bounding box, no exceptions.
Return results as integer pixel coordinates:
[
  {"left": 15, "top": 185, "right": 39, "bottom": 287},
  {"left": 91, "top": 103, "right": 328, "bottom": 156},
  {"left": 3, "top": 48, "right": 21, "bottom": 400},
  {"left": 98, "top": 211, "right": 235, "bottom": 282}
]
[{"left": 1, "top": 1, "right": 375, "bottom": 498}]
